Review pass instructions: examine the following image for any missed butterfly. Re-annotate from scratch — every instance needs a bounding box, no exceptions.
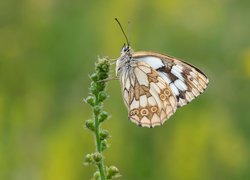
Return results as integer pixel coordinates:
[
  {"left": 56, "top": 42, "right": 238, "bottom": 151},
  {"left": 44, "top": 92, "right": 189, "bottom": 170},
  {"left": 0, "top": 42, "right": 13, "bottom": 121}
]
[{"left": 115, "top": 18, "right": 209, "bottom": 128}]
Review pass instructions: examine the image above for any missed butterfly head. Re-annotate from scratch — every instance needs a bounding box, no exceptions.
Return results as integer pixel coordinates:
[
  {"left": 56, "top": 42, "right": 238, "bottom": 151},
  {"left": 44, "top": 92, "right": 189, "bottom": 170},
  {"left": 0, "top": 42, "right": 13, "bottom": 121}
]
[{"left": 121, "top": 43, "right": 133, "bottom": 55}]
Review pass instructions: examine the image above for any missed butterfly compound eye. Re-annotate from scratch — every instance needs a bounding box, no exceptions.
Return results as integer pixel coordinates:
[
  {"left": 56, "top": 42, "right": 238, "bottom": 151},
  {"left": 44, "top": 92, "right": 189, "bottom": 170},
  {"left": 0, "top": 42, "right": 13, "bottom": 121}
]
[
  {"left": 124, "top": 45, "right": 130, "bottom": 52},
  {"left": 121, "top": 45, "right": 129, "bottom": 53}
]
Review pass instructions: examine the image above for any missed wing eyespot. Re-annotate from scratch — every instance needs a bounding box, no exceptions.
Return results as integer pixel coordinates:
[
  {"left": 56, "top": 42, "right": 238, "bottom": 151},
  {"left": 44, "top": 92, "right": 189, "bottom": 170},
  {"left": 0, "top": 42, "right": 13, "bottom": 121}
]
[
  {"left": 164, "top": 89, "right": 171, "bottom": 96},
  {"left": 130, "top": 109, "right": 139, "bottom": 116},
  {"left": 159, "top": 94, "right": 167, "bottom": 100},
  {"left": 150, "top": 106, "right": 158, "bottom": 113},
  {"left": 140, "top": 108, "right": 149, "bottom": 116}
]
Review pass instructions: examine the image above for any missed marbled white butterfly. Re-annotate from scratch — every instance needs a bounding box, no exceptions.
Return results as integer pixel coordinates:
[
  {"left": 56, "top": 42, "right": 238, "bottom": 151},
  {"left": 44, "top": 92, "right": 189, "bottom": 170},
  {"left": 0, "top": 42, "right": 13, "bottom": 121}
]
[{"left": 115, "top": 18, "right": 209, "bottom": 128}]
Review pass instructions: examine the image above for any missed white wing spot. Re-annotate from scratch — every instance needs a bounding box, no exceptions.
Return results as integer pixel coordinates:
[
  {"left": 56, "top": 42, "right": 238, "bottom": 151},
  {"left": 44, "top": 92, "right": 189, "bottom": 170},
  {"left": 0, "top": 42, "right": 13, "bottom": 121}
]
[
  {"left": 130, "top": 99, "right": 139, "bottom": 109},
  {"left": 136, "top": 57, "right": 164, "bottom": 69},
  {"left": 158, "top": 72, "right": 171, "bottom": 84},
  {"left": 171, "top": 67, "right": 184, "bottom": 81},
  {"left": 125, "top": 78, "right": 130, "bottom": 89},
  {"left": 148, "top": 96, "right": 157, "bottom": 106},
  {"left": 134, "top": 68, "right": 149, "bottom": 86},
  {"left": 172, "top": 65, "right": 183, "bottom": 74},
  {"left": 170, "top": 83, "right": 180, "bottom": 96},
  {"left": 140, "top": 95, "right": 147, "bottom": 107},
  {"left": 174, "top": 79, "right": 188, "bottom": 91}
]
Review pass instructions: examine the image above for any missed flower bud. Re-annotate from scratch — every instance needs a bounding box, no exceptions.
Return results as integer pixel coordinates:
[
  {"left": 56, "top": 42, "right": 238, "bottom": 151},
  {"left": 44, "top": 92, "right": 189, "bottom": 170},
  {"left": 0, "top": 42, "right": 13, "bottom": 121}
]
[
  {"left": 84, "top": 153, "right": 94, "bottom": 164},
  {"left": 98, "top": 91, "right": 108, "bottom": 102},
  {"left": 85, "top": 96, "right": 95, "bottom": 106},
  {"left": 98, "top": 111, "right": 109, "bottom": 123},
  {"left": 93, "top": 152, "right": 102, "bottom": 163},
  {"left": 90, "top": 73, "right": 98, "bottom": 82},
  {"left": 100, "top": 130, "right": 110, "bottom": 140},
  {"left": 107, "top": 165, "right": 121, "bottom": 179},
  {"left": 90, "top": 83, "right": 98, "bottom": 95},
  {"left": 94, "top": 106, "right": 101, "bottom": 115},
  {"left": 93, "top": 171, "right": 100, "bottom": 180},
  {"left": 101, "top": 139, "right": 108, "bottom": 151},
  {"left": 85, "top": 119, "right": 95, "bottom": 131}
]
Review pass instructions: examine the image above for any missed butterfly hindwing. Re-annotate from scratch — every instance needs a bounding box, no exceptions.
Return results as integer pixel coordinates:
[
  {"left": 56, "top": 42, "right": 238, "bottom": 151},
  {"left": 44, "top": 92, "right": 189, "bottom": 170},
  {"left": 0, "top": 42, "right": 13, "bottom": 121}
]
[
  {"left": 132, "top": 51, "right": 209, "bottom": 107},
  {"left": 120, "top": 61, "right": 177, "bottom": 128}
]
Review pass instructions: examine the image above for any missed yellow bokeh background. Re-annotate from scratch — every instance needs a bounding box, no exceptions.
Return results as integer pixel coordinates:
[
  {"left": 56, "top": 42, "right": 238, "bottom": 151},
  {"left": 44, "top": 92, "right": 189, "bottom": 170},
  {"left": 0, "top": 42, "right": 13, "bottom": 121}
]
[{"left": 1, "top": 0, "right": 250, "bottom": 179}]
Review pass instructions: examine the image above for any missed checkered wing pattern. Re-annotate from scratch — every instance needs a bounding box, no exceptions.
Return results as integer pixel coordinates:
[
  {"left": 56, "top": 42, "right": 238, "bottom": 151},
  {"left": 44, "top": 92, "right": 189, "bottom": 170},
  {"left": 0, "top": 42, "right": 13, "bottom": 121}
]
[
  {"left": 120, "top": 61, "right": 177, "bottom": 128},
  {"left": 133, "top": 51, "right": 209, "bottom": 108}
]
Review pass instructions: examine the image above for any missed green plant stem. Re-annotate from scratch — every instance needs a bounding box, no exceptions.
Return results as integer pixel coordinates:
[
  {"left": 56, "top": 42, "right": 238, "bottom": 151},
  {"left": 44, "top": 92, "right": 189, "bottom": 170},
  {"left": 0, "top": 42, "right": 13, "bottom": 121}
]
[
  {"left": 94, "top": 107, "right": 106, "bottom": 180},
  {"left": 85, "top": 58, "right": 120, "bottom": 179}
]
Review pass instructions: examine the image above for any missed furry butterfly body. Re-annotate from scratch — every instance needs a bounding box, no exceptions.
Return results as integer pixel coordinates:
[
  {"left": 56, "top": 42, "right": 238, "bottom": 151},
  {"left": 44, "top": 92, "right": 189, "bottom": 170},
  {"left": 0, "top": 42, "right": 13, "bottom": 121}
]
[{"left": 116, "top": 47, "right": 209, "bottom": 128}]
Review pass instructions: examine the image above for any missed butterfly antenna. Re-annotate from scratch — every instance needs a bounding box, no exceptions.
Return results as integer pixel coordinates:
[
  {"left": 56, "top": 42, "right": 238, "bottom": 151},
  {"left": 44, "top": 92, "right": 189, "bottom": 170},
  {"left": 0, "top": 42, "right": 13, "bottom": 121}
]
[{"left": 115, "top": 18, "right": 130, "bottom": 47}]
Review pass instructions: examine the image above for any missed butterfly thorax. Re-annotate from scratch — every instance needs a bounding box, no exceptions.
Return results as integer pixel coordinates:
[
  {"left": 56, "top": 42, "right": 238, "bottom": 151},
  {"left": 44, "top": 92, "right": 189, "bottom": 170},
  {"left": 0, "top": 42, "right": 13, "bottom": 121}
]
[{"left": 116, "top": 46, "right": 134, "bottom": 77}]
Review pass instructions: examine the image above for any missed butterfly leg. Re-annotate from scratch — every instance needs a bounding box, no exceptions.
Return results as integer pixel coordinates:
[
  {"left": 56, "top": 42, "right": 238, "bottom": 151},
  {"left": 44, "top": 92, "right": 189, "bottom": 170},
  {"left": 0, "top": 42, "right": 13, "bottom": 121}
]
[
  {"left": 109, "top": 62, "right": 116, "bottom": 66},
  {"left": 97, "top": 77, "right": 119, "bottom": 82}
]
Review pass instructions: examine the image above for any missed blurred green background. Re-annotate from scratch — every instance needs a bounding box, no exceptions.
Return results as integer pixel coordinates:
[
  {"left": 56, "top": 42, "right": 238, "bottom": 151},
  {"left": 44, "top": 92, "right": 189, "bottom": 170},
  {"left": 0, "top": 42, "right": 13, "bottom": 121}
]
[{"left": 1, "top": 0, "right": 250, "bottom": 179}]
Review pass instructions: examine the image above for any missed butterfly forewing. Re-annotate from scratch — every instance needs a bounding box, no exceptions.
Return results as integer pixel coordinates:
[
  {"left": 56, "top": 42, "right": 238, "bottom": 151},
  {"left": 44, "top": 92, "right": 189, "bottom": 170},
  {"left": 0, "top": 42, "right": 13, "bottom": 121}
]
[
  {"left": 120, "top": 61, "right": 177, "bottom": 128},
  {"left": 132, "top": 51, "right": 209, "bottom": 108}
]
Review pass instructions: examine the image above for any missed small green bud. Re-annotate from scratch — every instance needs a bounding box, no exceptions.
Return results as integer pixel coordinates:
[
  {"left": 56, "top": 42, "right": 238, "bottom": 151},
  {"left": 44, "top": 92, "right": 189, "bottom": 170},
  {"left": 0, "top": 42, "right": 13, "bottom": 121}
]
[
  {"left": 98, "top": 71, "right": 109, "bottom": 80},
  {"left": 90, "top": 73, "right": 99, "bottom": 82},
  {"left": 98, "top": 111, "right": 109, "bottom": 123},
  {"left": 109, "top": 165, "right": 119, "bottom": 174},
  {"left": 97, "top": 62, "right": 109, "bottom": 74},
  {"left": 85, "top": 96, "right": 95, "bottom": 106},
  {"left": 84, "top": 153, "right": 94, "bottom": 164},
  {"left": 90, "top": 83, "right": 98, "bottom": 95},
  {"left": 93, "top": 152, "right": 102, "bottom": 163},
  {"left": 102, "top": 63, "right": 109, "bottom": 71},
  {"left": 94, "top": 106, "right": 101, "bottom": 115},
  {"left": 93, "top": 171, "right": 100, "bottom": 180},
  {"left": 85, "top": 119, "right": 95, "bottom": 131},
  {"left": 107, "top": 165, "right": 121, "bottom": 179},
  {"left": 98, "top": 91, "right": 108, "bottom": 102},
  {"left": 101, "top": 139, "right": 108, "bottom": 151},
  {"left": 96, "top": 82, "right": 105, "bottom": 92},
  {"left": 100, "top": 130, "right": 110, "bottom": 140}
]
